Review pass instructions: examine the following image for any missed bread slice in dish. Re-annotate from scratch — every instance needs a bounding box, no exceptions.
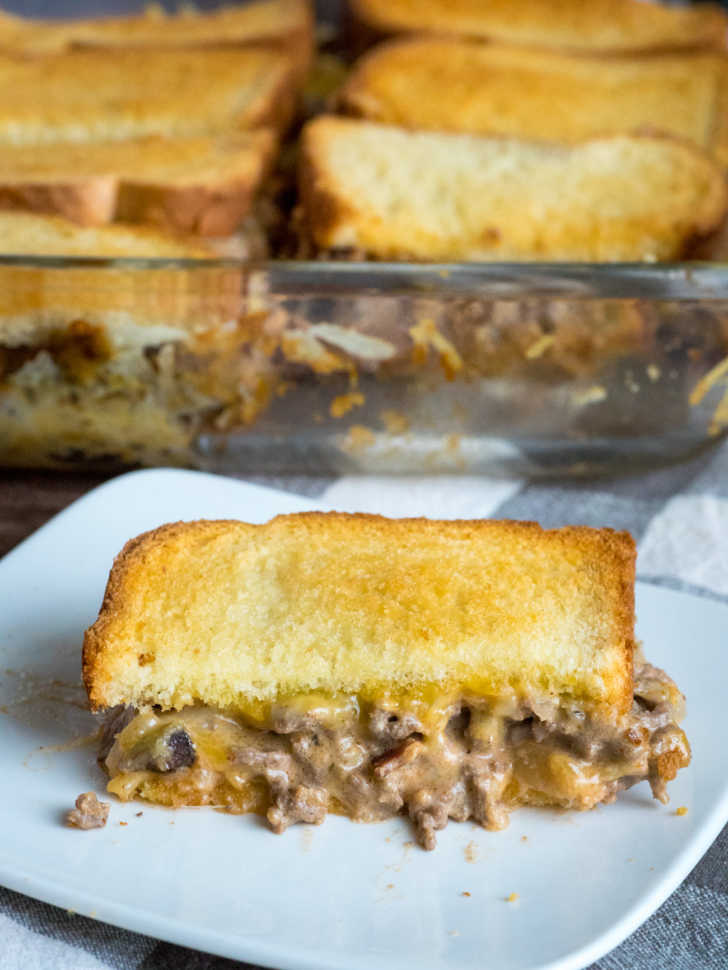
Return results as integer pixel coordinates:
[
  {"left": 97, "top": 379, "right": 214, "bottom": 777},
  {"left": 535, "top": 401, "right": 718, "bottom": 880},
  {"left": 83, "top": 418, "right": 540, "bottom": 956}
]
[
  {"left": 0, "top": 209, "right": 217, "bottom": 258},
  {"left": 0, "top": 46, "right": 299, "bottom": 146},
  {"left": 0, "top": 131, "right": 277, "bottom": 236},
  {"left": 299, "top": 117, "right": 728, "bottom": 261},
  {"left": 0, "top": 212, "right": 276, "bottom": 469},
  {"left": 348, "top": 0, "right": 727, "bottom": 53},
  {"left": 84, "top": 514, "right": 690, "bottom": 849},
  {"left": 340, "top": 38, "right": 728, "bottom": 166},
  {"left": 0, "top": 0, "right": 312, "bottom": 61}
]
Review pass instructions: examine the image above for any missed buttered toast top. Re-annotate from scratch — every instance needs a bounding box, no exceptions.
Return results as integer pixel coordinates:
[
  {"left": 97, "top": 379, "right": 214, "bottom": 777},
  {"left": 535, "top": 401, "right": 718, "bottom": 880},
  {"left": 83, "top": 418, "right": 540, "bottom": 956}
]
[
  {"left": 0, "top": 131, "right": 277, "bottom": 235},
  {"left": 340, "top": 39, "right": 728, "bottom": 166},
  {"left": 84, "top": 514, "right": 636, "bottom": 718},
  {"left": 85, "top": 514, "right": 690, "bottom": 849},
  {"left": 348, "top": 0, "right": 727, "bottom": 53},
  {"left": 0, "top": 0, "right": 312, "bottom": 56},
  {"left": 0, "top": 47, "right": 297, "bottom": 147}
]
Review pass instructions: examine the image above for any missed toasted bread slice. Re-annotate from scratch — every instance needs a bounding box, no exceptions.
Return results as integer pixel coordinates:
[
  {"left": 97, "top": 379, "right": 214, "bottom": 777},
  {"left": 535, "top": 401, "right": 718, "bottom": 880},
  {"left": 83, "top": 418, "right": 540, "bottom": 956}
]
[
  {"left": 299, "top": 117, "right": 728, "bottom": 261},
  {"left": 83, "top": 514, "right": 636, "bottom": 720},
  {"left": 0, "top": 0, "right": 312, "bottom": 60},
  {"left": 0, "top": 210, "right": 215, "bottom": 258},
  {"left": 0, "top": 131, "right": 277, "bottom": 235},
  {"left": 0, "top": 46, "right": 297, "bottom": 146},
  {"left": 348, "top": 0, "right": 727, "bottom": 53},
  {"left": 340, "top": 38, "right": 728, "bottom": 165}
]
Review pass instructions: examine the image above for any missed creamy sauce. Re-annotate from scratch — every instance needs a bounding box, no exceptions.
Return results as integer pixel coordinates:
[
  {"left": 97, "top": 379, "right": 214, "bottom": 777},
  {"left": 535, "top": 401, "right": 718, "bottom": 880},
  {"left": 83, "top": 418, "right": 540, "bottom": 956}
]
[{"left": 102, "top": 663, "right": 690, "bottom": 850}]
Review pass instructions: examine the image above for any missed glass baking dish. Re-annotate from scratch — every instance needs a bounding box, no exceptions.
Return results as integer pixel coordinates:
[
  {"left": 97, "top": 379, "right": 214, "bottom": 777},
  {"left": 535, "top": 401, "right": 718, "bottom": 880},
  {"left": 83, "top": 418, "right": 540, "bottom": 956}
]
[{"left": 1, "top": 256, "right": 727, "bottom": 478}]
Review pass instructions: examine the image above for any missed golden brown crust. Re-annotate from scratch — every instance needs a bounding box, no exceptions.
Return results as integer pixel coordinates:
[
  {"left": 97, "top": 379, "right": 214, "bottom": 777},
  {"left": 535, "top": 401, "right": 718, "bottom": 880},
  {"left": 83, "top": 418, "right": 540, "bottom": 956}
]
[
  {"left": 336, "top": 37, "right": 399, "bottom": 120},
  {"left": 115, "top": 182, "right": 252, "bottom": 237},
  {"left": 338, "top": 38, "right": 727, "bottom": 160},
  {"left": 83, "top": 514, "right": 636, "bottom": 720},
  {"left": 0, "top": 210, "right": 217, "bottom": 259},
  {"left": 0, "top": 0, "right": 313, "bottom": 57},
  {"left": 713, "top": 60, "right": 728, "bottom": 166},
  {"left": 83, "top": 521, "right": 220, "bottom": 710},
  {"left": 0, "top": 179, "right": 117, "bottom": 227},
  {"left": 216, "top": 48, "right": 301, "bottom": 134},
  {"left": 273, "top": 4, "right": 315, "bottom": 83},
  {"left": 347, "top": 0, "right": 728, "bottom": 53},
  {"left": 115, "top": 132, "right": 279, "bottom": 236},
  {"left": 0, "top": 131, "right": 278, "bottom": 234}
]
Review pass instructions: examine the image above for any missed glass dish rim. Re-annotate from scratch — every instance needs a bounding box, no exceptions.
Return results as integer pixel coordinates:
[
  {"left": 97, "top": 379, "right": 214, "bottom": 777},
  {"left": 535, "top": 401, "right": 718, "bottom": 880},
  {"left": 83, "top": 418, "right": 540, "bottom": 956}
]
[{"left": 3, "top": 257, "right": 728, "bottom": 299}]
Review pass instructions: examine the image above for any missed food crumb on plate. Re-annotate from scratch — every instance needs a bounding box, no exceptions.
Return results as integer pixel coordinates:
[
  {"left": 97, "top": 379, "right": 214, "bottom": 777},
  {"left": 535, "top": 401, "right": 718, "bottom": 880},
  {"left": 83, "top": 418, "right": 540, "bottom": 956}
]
[
  {"left": 676, "top": 806, "right": 688, "bottom": 817},
  {"left": 66, "top": 792, "right": 109, "bottom": 830},
  {"left": 461, "top": 891, "right": 471, "bottom": 898},
  {"left": 506, "top": 892, "right": 519, "bottom": 903}
]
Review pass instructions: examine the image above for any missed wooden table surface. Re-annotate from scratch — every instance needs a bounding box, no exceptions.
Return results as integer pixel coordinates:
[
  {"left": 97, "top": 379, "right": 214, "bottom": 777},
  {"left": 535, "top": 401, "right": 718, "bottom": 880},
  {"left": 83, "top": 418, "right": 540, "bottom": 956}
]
[{"left": 0, "top": 471, "right": 110, "bottom": 557}]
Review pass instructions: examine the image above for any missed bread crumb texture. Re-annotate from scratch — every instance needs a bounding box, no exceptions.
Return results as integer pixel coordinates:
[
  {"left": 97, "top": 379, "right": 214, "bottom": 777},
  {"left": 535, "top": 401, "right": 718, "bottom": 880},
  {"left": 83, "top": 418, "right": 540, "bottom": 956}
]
[{"left": 301, "top": 118, "right": 727, "bottom": 261}]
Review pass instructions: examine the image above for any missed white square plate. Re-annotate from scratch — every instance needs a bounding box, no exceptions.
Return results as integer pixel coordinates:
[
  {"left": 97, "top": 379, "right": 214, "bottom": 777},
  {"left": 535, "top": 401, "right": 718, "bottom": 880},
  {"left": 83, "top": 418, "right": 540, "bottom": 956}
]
[{"left": 0, "top": 469, "right": 726, "bottom": 970}]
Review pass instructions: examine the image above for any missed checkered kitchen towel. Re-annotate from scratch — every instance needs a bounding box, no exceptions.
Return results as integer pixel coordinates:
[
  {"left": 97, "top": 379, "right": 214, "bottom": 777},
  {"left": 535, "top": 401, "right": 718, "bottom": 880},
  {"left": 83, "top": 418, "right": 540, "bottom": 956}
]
[{"left": 2, "top": 441, "right": 728, "bottom": 970}]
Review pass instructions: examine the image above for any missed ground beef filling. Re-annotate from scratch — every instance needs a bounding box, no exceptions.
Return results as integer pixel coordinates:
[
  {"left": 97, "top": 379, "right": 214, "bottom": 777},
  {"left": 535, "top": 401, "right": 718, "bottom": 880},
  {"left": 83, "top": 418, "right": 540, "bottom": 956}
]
[{"left": 101, "top": 663, "right": 690, "bottom": 850}]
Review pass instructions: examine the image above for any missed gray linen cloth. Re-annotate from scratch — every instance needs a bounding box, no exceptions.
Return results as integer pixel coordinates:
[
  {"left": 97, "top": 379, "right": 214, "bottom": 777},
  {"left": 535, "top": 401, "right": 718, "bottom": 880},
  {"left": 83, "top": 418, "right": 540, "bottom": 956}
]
[{"left": 2, "top": 439, "right": 728, "bottom": 968}]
